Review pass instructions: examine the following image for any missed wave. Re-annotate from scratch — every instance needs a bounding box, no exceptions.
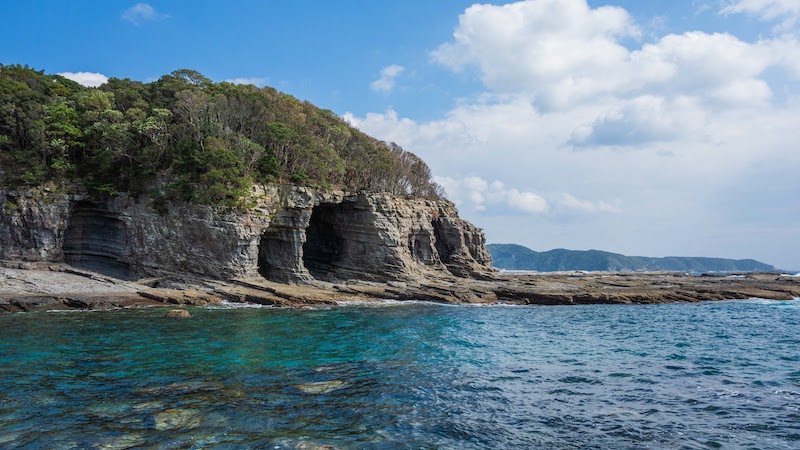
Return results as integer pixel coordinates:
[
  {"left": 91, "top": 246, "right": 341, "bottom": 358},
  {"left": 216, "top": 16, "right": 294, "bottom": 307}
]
[
  {"left": 335, "top": 299, "right": 533, "bottom": 309},
  {"left": 737, "top": 298, "right": 800, "bottom": 308},
  {"left": 335, "top": 299, "right": 436, "bottom": 308},
  {"left": 204, "top": 301, "right": 276, "bottom": 310}
]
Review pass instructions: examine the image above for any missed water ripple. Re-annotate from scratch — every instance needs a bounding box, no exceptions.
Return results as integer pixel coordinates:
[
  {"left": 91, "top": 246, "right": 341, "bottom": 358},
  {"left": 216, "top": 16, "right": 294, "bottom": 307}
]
[{"left": 0, "top": 299, "right": 798, "bottom": 448}]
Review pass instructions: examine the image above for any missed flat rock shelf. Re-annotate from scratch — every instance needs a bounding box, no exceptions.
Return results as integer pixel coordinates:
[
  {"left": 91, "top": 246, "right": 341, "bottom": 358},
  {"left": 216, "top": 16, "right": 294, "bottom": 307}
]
[{"left": 1, "top": 263, "right": 798, "bottom": 313}]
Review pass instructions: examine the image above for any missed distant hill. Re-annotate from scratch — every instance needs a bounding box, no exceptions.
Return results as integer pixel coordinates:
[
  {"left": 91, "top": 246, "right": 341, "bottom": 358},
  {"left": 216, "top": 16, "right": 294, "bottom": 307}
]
[{"left": 488, "top": 244, "right": 776, "bottom": 272}]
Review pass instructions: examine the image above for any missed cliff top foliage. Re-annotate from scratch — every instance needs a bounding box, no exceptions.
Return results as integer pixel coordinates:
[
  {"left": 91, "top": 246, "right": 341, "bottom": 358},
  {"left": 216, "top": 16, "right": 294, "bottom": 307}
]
[{"left": 0, "top": 64, "right": 442, "bottom": 208}]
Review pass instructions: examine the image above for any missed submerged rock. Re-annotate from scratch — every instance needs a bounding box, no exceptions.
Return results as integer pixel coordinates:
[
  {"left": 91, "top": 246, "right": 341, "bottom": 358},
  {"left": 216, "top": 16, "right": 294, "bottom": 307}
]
[
  {"left": 153, "top": 408, "right": 200, "bottom": 430},
  {"left": 164, "top": 309, "right": 191, "bottom": 318},
  {"left": 268, "top": 438, "right": 336, "bottom": 449},
  {"left": 295, "top": 380, "right": 348, "bottom": 394},
  {"left": 93, "top": 433, "right": 147, "bottom": 449}
]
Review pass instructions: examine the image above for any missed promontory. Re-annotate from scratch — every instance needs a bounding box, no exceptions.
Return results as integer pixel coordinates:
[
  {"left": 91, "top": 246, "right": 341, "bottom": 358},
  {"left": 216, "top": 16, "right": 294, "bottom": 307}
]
[{"left": 1, "top": 65, "right": 797, "bottom": 312}]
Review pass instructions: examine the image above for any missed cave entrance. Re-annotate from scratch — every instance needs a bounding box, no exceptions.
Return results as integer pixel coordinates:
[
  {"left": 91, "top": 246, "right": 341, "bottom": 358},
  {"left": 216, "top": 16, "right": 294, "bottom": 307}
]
[
  {"left": 302, "top": 203, "right": 347, "bottom": 279},
  {"left": 258, "top": 229, "right": 282, "bottom": 281},
  {"left": 63, "top": 201, "right": 130, "bottom": 279},
  {"left": 257, "top": 224, "right": 304, "bottom": 283}
]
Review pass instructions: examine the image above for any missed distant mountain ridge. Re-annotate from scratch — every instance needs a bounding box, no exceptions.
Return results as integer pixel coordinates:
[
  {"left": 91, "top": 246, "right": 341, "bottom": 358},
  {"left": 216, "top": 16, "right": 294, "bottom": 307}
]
[{"left": 488, "top": 244, "right": 776, "bottom": 272}]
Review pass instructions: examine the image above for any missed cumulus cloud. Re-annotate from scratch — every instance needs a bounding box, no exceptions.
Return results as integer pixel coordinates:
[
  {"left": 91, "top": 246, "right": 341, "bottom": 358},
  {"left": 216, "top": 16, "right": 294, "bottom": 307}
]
[
  {"left": 431, "top": 0, "right": 640, "bottom": 109},
  {"left": 434, "top": 176, "right": 623, "bottom": 216},
  {"left": 721, "top": 0, "right": 800, "bottom": 30},
  {"left": 56, "top": 72, "right": 109, "bottom": 87},
  {"left": 224, "top": 77, "right": 269, "bottom": 87},
  {"left": 370, "top": 64, "right": 405, "bottom": 94},
  {"left": 431, "top": 0, "right": 797, "bottom": 112},
  {"left": 435, "top": 176, "right": 549, "bottom": 214},
  {"left": 122, "top": 3, "right": 169, "bottom": 26}
]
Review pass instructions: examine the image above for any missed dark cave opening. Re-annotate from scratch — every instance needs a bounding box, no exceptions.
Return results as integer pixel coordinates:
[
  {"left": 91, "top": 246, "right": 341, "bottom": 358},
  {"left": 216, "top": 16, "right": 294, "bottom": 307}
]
[
  {"left": 302, "top": 203, "right": 346, "bottom": 279},
  {"left": 63, "top": 201, "right": 130, "bottom": 279},
  {"left": 257, "top": 231, "right": 278, "bottom": 281},
  {"left": 257, "top": 227, "right": 297, "bottom": 283}
]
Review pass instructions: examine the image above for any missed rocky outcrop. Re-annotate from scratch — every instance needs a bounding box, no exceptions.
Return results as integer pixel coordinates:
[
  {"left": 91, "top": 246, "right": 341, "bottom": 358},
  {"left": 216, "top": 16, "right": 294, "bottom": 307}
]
[{"left": 0, "top": 186, "right": 493, "bottom": 284}]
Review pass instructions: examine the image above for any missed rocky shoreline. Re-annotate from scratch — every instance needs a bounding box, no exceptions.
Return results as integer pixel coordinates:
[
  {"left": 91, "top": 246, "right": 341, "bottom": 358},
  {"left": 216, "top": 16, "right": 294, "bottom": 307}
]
[{"left": 2, "top": 262, "right": 798, "bottom": 313}]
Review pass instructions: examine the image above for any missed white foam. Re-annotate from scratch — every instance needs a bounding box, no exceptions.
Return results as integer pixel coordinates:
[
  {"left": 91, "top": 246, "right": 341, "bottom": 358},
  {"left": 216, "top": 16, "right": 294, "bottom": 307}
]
[
  {"left": 204, "top": 301, "right": 275, "bottom": 310},
  {"left": 46, "top": 308, "right": 110, "bottom": 313},
  {"left": 335, "top": 299, "right": 434, "bottom": 308},
  {"left": 497, "top": 269, "right": 539, "bottom": 275},
  {"left": 738, "top": 298, "right": 800, "bottom": 308},
  {"left": 334, "top": 299, "right": 533, "bottom": 309}
]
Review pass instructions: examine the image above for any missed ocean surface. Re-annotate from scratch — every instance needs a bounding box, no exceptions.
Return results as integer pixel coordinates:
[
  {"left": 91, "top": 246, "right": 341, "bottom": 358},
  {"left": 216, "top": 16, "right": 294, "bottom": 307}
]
[{"left": 1, "top": 299, "right": 798, "bottom": 449}]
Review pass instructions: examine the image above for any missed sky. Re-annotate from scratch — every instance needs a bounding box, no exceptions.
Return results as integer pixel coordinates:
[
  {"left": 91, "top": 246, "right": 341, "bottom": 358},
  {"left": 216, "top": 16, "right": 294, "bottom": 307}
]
[{"left": 2, "top": 0, "right": 799, "bottom": 269}]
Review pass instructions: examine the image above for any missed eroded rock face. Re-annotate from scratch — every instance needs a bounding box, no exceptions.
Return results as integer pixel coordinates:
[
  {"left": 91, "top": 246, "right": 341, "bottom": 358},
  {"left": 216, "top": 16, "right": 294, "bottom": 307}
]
[
  {"left": 0, "top": 186, "right": 494, "bottom": 283},
  {"left": 63, "top": 201, "right": 130, "bottom": 279},
  {"left": 0, "top": 190, "right": 70, "bottom": 262}
]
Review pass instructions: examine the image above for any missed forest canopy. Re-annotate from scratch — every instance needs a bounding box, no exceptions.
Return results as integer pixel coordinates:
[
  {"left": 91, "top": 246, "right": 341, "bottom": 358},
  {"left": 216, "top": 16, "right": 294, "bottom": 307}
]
[{"left": 0, "top": 64, "right": 442, "bottom": 208}]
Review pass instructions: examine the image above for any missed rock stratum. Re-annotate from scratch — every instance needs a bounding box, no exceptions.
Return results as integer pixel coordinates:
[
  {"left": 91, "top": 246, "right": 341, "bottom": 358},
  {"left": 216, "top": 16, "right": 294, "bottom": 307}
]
[{"left": 1, "top": 187, "right": 798, "bottom": 312}]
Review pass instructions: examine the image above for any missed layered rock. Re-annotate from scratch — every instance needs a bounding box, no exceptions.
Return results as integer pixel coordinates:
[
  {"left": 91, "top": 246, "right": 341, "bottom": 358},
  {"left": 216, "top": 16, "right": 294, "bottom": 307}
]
[
  {"left": 0, "top": 186, "right": 493, "bottom": 283},
  {"left": 0, "top": 189, "right": 70, "bottom": 262}
]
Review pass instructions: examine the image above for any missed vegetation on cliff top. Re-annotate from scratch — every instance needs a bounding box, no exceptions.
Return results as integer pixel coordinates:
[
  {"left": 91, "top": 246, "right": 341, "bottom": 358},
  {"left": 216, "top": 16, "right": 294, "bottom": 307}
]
[{"left": 0, "top": 64, "right": 442, "bottom": 208}]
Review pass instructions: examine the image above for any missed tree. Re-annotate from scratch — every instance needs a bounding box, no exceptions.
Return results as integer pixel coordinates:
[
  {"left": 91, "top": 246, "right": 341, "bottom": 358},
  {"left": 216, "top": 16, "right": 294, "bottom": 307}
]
[{"left": 0, "top": 64, "right": 444, "bottom": 205}]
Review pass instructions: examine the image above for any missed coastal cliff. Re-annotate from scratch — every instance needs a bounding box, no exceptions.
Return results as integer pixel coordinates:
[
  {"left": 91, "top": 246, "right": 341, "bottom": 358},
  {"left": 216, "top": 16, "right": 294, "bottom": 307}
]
[
  {"left": 3, "top": 186, "right": 800, "bottom": 313},
  {"left": 0, "top": 186, "right": 492, "bottom": 284}
]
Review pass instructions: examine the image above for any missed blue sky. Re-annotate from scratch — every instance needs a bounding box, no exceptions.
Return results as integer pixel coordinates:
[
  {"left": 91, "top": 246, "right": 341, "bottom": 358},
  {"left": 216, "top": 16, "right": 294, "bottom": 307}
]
[{"left": 2, "top": 0, "right": 800, "bottom": 269}]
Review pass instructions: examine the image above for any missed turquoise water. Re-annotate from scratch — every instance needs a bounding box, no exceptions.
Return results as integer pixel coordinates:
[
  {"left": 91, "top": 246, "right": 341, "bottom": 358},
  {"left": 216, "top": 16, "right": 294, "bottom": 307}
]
[{"left": 1, "top": 299, "right": 799, "bottom": 449}]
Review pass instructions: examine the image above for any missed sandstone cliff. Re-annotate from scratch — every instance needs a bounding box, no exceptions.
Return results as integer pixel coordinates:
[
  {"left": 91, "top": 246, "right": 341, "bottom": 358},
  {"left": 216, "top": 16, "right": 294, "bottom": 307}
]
[{"left": 0, "top": 186, "right": 493, "bottom": 284}]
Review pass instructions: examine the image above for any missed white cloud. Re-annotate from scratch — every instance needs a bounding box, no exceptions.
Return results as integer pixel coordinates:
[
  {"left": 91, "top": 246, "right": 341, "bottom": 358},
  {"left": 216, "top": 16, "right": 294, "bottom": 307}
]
[
  {"left": 634, "top": 32, "right": 773, "bottom": 94},
  {"left": 431, "top": 0, "right": 798, "bottom": 111},
  {"left": 721, "top": 0, "right": 800, "bottom": 30},
  {"left": 558, "top": 194, "right": 622, "bottom": 214},
  {"left": 370, "top": 64, "right": 405, "bottom": 94},
  {"left": 56, "top": 72, "right": 109, "bottom": 87},
  {"left": 570, "top": 95, "right": 707, "bottom": 147},
  {"left": 224, "top": 77, "right": 269, "bottom": 87},
  {"left": 431, "top": 0, "right": 639, "bottom": 110},
  {"left": 433, "top": 176, "right": 622, "bottom": 216},
  {"left": 435, "top": 176, "right": 549, "bottom": 214},
  {"left": 122, "top": 3, "right": 169, "bottom": 26}
]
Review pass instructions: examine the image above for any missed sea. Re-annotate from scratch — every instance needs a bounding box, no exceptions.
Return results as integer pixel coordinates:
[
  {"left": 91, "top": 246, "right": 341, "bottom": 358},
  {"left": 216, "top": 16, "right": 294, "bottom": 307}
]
[{"left": 1, "top": 298, "right": 798, "bottom": 449}]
